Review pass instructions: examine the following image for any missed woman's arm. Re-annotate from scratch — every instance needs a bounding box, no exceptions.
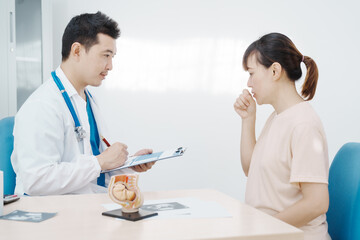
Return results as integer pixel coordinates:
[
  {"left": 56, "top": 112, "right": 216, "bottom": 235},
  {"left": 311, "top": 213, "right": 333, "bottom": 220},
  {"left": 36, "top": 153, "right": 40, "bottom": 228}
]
[
  {"left": 234, "top": 89, "right": 257, "bottom": 176},
  {"left": 274, "top": 182, "right": 329, "bottom": 228},
  {"left": 240, "top": 117, "right": 256, "bottom": 176}
]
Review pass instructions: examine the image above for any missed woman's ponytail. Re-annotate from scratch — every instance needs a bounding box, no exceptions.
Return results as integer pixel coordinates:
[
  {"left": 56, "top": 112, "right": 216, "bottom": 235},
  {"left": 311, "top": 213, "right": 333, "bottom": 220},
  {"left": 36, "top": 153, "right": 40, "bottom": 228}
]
[{"left": 301, "top": 56, "right": 319, "bottom": 101}]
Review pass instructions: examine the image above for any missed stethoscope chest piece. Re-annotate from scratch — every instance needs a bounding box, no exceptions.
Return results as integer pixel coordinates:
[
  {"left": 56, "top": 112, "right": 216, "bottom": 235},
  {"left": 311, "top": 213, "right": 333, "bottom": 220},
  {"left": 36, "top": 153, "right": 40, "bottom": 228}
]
[{"left": 75, "top": 126, "right": 87, "bottom": 142}]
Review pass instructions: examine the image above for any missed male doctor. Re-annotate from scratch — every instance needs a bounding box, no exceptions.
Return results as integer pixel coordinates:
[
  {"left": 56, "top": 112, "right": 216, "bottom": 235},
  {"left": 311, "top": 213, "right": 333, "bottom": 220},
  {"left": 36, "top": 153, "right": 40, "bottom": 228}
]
[{"left": 11, "top": 12, "right": 154, "bottom": 196}]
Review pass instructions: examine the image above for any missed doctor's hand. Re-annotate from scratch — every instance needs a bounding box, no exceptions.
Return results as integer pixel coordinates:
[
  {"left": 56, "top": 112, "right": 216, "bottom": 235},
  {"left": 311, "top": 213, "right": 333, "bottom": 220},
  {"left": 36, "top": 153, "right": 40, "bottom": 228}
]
[
  {"left": 96, "top": 142, "right": 128, "bottom": 171},
  {"left": 131, "top": 149, "right": 156, "bottom": 173},
  {"left": 234, "top": 89, "right": 256, "bottom": 119}
]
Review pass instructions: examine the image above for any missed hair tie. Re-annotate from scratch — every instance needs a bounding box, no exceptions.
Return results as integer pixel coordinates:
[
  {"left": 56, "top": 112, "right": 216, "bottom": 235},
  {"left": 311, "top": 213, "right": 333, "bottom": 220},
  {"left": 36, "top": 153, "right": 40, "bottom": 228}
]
[{"left": 302, "top": 55, "right": 305, "bottom": 62}]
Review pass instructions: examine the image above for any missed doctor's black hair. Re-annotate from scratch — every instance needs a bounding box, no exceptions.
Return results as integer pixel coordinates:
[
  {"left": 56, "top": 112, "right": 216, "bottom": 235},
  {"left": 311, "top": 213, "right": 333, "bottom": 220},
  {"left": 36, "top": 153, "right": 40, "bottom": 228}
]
[
  {"left": 242, "top": 32, "right": 319, "bottom": 101},
  {"left": 61, "top": 11, "right": 120, "bottom": 61}
]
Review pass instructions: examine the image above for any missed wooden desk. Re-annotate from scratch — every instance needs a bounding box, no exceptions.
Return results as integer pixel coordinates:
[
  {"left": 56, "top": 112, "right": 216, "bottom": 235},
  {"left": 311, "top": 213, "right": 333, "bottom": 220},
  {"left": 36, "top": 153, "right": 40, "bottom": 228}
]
[{"left": 1, "top": 189, "right": 303, "bottom": 240}]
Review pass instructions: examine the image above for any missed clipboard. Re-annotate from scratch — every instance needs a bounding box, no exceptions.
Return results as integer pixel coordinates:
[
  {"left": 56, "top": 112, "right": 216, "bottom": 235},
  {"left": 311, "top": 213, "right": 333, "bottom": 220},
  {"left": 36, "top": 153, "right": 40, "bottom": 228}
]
[{"left": 101, "top": 147, "right": 187, "bottom": 173}]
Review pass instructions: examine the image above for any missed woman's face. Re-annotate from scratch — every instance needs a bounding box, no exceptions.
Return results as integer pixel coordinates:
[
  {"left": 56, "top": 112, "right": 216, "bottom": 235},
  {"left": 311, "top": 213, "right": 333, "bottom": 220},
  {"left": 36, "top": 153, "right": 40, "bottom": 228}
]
[{"left": 246, "top": 53, "right": 275, "bottom": 105}]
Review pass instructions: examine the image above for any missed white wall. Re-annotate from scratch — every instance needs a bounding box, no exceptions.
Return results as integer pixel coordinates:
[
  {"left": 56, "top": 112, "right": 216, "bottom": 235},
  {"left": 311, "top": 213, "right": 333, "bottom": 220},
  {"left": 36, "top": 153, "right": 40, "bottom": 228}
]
[{"left": 51, "top": 0, "right": 360, "bottom": 201}]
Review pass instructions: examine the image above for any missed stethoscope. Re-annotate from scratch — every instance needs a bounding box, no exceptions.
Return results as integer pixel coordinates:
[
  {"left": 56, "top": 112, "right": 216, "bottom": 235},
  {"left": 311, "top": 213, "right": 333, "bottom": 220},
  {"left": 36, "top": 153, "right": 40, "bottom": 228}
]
[{"left": 51, "top": 71, "right": 87, "bottom": 142}]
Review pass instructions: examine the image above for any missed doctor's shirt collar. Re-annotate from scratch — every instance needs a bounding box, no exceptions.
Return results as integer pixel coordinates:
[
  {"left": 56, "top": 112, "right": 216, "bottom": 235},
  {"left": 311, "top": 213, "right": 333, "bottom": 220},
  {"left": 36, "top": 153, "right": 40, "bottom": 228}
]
[{"left": 55, "top": 66, "right": 80, "bottom": 99}]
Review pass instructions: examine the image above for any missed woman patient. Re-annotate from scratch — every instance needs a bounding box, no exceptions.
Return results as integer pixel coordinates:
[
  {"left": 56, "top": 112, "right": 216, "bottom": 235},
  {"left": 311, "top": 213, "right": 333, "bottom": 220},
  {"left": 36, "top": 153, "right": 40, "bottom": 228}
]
[{"left": 234, "top": 32, "right": 331, "bottom": 240}]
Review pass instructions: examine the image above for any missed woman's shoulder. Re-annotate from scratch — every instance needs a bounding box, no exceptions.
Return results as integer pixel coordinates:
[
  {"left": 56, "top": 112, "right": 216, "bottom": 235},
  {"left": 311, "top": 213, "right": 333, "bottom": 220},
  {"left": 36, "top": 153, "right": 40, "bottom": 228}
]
[
  {"left": 294, "top": 102, "right": 322, "bottom": 124},
  {"left": 288, "top": 102, "right": 326, "bottom": 138},
  {"left": 273, "top": 101, "right": 324, "bottom": 132}
]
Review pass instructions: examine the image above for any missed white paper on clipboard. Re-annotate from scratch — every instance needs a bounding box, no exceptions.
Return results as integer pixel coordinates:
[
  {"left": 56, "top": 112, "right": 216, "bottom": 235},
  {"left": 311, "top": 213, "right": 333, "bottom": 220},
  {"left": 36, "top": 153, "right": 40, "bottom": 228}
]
[{"left": 101, "top": 147, "right": 187, "bottom": 173}]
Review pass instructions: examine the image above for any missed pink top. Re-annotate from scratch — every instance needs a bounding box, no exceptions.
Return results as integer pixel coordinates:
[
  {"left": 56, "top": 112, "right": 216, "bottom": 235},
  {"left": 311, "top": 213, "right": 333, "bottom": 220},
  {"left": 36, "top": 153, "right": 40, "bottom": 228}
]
[{"left": 245, "top": 102, "right": 331, "bottom": 240}]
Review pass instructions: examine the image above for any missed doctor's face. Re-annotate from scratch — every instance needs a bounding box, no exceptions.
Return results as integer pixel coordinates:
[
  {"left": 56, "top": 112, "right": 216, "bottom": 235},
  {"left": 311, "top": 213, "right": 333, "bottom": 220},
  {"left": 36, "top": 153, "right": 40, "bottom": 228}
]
[{"left": 79, "top": 33, "right": 117, "bottom": 87}]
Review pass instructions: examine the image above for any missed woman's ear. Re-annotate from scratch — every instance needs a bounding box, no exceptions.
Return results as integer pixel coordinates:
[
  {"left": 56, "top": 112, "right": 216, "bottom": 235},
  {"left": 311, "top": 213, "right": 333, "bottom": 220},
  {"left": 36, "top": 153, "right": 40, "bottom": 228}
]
[{"left": 271, "top": 62, "right": 282, "bottom": 81}]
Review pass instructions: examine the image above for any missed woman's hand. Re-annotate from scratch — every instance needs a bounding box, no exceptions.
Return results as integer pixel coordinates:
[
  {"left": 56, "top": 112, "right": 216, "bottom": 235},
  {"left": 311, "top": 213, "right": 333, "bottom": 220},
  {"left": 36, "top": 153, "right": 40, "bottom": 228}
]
[{"left": 234, "top": 89, "right": 256, "bottom": 119}]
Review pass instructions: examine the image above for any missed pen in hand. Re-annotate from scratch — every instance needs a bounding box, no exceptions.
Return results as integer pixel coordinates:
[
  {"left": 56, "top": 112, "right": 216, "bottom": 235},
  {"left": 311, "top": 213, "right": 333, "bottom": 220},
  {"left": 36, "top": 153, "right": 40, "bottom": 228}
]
[
  {"left": 101, "top": 136, "right": 134, "bottom": 158},
  {"left": 100, "top": 135, "right": 111, "bottom": 147}
]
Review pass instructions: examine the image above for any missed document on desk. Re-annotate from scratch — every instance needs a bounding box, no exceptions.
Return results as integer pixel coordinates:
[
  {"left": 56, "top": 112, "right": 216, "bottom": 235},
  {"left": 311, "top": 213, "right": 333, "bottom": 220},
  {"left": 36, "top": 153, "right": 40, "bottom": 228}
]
[
  {"left": 102, "top": 197, "right": 232, "bottom": 220},
  {"left": 101, "top": 147, "right": 186, "bottom": 173},
  {"left": 0, "top": 210, "right": 57, "bottom": 222}
]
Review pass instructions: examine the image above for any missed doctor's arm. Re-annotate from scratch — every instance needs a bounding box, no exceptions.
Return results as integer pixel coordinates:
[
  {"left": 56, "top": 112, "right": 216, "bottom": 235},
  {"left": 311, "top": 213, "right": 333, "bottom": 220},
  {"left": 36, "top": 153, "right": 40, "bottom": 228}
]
[
  {"left": 274, "top": 182, "right": 329, "bottom": 228},
  {"left": 13, "top": 100, "right": 102, "bottom": 195}
]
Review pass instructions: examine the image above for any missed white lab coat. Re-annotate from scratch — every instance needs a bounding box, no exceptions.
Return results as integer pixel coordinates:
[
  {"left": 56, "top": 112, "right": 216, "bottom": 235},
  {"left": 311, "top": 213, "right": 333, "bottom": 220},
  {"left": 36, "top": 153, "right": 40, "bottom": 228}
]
[{"left": 11, "top": 67, "right": 130, "bottom": 195}]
